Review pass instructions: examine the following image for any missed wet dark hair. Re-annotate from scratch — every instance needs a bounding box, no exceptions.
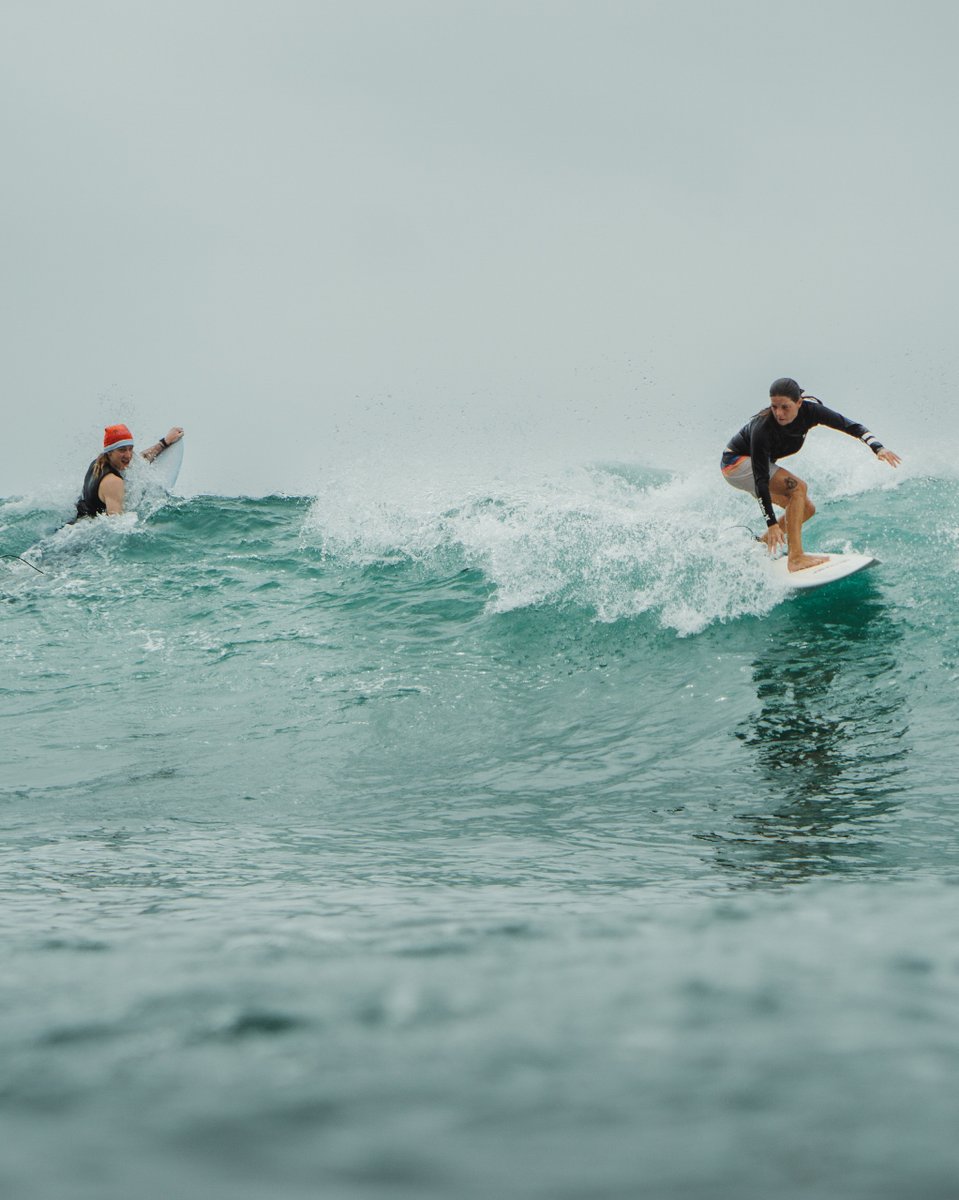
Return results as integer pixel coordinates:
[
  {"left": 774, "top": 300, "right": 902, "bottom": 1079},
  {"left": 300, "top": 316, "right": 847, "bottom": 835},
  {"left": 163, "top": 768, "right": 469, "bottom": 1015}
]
[{"left": 769, "top": 377, "right": 803, "bottom": 401}]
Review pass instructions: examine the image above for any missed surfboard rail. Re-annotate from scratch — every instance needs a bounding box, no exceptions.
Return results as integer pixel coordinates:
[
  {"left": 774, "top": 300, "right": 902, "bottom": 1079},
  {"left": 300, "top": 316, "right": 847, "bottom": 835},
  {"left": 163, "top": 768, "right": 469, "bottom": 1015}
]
[{"left": 150, "top": 436, "right": 184, "bottom": 491}]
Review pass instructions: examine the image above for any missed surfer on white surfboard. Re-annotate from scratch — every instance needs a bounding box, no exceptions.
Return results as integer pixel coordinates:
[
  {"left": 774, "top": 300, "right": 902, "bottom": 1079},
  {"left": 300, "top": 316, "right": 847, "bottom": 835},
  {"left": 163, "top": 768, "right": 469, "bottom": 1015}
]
[
  {"left": 72, "top": 423, "right": 184, "bottom": 520},
  {"left": 721, "top": 379, "right": 900, "bottom": 572}
]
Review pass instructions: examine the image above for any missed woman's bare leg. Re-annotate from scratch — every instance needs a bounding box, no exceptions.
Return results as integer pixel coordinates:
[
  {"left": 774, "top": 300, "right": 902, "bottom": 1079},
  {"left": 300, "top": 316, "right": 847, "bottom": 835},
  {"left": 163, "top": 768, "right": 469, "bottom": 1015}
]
[{"left": 767, "top": 469, "right": 827, "bottom": 572}]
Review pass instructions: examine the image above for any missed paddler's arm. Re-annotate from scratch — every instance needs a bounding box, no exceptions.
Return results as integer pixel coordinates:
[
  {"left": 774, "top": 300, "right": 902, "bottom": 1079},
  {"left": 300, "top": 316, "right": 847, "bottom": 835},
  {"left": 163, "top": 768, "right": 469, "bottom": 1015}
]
[
  {"left": 99, "top": 472, "right": 126, "bottom": 515},
  {"left": 141, "top": 427, "right": 184, "bottom": 464}
]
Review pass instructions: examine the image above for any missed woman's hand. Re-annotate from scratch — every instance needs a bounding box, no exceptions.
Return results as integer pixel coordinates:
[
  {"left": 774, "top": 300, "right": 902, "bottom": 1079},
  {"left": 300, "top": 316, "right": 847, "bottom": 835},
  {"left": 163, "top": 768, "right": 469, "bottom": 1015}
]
[
  {"left": 763, "top": 523, "right": 786, "bottom": 554},
  {"left": 877, "top": 447, "right": 901, "bottom": 467}
]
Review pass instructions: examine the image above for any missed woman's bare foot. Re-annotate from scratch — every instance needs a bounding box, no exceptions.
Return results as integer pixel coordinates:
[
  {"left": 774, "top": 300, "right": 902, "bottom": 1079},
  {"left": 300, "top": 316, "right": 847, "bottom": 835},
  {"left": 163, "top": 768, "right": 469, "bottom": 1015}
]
[{"left": 788, "top": 553, "right": 829, "bottom": 572}]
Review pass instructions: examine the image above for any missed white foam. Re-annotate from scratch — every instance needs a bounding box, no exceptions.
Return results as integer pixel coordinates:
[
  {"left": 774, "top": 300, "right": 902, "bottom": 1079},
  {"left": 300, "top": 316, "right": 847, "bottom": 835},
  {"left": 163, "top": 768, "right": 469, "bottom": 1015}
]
[
  {"left": 32, "top": 511, "right": 141, "bottom": 562},
  {"left": 302, "top": 460, "right": 787, "bottom": 634}
]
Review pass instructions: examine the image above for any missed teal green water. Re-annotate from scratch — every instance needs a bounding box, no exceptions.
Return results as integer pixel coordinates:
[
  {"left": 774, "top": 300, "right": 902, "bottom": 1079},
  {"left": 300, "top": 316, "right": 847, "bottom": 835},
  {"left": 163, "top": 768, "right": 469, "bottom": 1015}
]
[{"left": 2, "top": 465, "right": 959, "bottom": 1198}]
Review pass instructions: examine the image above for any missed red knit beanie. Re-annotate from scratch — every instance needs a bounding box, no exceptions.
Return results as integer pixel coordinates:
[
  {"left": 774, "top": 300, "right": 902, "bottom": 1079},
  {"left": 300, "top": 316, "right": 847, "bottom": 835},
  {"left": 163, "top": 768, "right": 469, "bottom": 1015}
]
[{"left": 103, "top": 424, "right": 135, "bottom": 452}]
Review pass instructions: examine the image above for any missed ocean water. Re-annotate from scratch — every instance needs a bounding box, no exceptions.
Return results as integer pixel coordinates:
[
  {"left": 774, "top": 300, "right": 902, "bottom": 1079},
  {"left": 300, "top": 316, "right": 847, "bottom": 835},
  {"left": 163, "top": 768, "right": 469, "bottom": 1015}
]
[{"left": 3, "top": 455, "right": 959, "bottom": 1200}]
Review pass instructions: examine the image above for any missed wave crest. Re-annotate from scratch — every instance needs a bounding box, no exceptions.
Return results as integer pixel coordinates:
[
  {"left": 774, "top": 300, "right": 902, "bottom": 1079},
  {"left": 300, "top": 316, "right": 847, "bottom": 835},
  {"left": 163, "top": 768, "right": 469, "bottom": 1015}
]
[{"left": 302, "top": 464, "right": 788, "bottom": 634}]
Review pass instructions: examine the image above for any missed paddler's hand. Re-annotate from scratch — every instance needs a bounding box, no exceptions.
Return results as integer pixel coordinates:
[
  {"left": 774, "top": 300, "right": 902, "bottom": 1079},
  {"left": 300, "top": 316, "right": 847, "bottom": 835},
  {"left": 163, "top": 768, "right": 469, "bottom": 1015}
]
[
  {"left": 164, "top": 427, "right": 184, "bottom": 445},
  {"left": 877, "top": 448, "right": 900, "bottom": 467}
]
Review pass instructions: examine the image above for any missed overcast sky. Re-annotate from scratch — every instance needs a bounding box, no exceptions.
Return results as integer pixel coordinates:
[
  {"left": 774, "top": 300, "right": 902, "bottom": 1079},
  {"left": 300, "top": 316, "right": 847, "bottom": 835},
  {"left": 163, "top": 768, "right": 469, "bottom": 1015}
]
[{"left": 2, "top": 0, "right": 956, "bottom": 498}]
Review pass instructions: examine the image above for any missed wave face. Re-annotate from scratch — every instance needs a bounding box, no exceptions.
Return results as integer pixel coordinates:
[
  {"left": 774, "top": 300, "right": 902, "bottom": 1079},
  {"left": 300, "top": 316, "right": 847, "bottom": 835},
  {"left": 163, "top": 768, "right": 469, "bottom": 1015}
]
[{"left": 3, "top": 465, "right": 959, "bottom": 1199}]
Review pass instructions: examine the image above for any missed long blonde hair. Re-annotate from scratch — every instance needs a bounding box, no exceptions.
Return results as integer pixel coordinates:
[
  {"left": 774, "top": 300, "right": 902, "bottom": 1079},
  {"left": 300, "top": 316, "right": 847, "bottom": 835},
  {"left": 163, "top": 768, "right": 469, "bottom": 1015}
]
[{"left": 91, "top": 453, "right": 114, "bottom": 480}]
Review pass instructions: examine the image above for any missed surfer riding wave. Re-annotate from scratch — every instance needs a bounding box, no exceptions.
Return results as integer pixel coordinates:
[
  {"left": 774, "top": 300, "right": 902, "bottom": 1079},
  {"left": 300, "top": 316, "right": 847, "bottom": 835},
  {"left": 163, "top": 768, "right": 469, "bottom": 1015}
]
[
  {"left": 721, "top": 378, "right": 901, "bottom": 572},
  {"left": 72, "top": 423, "right": 184, "bottom": 521}
]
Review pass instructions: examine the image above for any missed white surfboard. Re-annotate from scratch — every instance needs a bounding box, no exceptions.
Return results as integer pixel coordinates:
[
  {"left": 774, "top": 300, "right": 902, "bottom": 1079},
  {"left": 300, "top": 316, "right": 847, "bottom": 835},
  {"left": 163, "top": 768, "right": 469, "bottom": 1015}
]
[
  {"left": 150, "top": 436, "right": 184, "bottom": 491},
  {"left": 769, "top": 551, "right": 877, "bottom": 590}
]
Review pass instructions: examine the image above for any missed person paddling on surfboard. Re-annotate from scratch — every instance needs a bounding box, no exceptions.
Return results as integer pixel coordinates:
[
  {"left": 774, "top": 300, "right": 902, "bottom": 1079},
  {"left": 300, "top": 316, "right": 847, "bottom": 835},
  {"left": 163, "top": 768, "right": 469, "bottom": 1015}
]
[
  {"left": 721, "top": 379, "right": 900, "bottom": 572},
  {"left": 73, "top": 423, "right": 184, "bottom": 519}
]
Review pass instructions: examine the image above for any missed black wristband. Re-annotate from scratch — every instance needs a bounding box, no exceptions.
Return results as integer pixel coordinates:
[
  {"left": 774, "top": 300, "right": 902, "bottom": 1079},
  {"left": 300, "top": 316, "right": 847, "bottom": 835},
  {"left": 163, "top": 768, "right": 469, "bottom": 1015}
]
[{"left": 159, "top": 436, "right": 169, "bottom": 448}]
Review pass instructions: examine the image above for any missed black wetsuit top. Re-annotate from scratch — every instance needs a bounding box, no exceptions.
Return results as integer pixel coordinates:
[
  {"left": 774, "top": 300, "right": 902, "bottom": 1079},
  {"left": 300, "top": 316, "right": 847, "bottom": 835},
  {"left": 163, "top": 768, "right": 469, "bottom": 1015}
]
[
  {"left": 74, "top": 461, "right": 123, "bottom": 520},
  {"left": 722, "top": 399, "right": 884, "bottom": 526}
]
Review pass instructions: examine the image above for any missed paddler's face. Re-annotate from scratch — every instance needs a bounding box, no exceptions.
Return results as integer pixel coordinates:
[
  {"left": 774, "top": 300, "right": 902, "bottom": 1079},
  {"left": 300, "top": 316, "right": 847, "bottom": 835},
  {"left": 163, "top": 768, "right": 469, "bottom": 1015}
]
[
  {"left": 108, "top": 445, "right": 134, "bottom": 471},
  {"left": 770, "top": 395, "right": 801, "bottom": 425}
]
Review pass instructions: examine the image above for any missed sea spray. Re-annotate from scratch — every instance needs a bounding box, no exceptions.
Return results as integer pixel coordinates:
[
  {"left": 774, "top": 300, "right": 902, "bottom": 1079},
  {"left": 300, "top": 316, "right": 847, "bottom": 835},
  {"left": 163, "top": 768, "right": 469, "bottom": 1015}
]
[{"left": 303, "top": 462, "right": 797, "bottom": 632}]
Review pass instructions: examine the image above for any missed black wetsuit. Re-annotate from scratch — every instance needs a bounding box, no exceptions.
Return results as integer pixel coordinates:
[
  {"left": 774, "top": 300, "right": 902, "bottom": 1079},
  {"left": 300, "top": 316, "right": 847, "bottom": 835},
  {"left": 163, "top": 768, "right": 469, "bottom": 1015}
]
[
  {"left": 722, "top": 400, "right": 885, "bottom": 527},
  {"left": 73, "top": 461, "right": 123, "bottom": 520}
]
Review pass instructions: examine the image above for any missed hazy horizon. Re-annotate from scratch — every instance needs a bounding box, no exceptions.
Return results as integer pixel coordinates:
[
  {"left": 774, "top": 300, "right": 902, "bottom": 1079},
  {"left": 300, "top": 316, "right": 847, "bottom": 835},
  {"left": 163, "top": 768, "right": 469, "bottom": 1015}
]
[{"left": 3, "top": 0, "right": 956, "bottom": 499}]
